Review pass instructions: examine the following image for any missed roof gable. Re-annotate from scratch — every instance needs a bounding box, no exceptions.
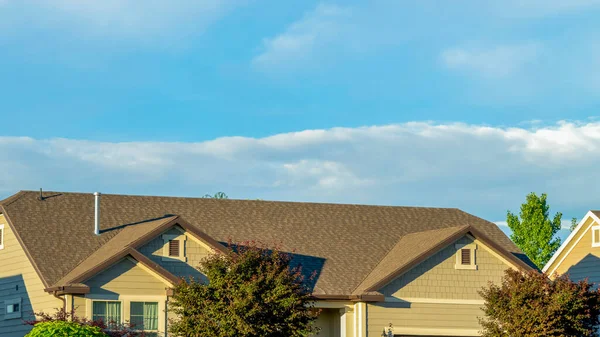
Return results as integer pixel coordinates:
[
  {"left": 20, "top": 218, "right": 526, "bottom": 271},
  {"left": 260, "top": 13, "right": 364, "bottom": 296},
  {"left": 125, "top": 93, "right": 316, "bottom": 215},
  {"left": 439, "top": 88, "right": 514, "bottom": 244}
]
[
  {"left": 543, "top": 211, "right": 600, "bottom": 274},
  {"left": 354, "top": 226, "right": 535, "bottom": 295}
]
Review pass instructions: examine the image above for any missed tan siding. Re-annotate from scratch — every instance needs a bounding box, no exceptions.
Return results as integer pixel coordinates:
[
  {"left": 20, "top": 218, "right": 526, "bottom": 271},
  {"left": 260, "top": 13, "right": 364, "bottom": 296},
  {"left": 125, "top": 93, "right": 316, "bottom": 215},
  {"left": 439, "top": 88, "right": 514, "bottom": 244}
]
[
  {"left": 381, "top": 236, "right": 508, "bottom": 300},
  {"left": 311, "top": 308, "right": 340, "bottom": 337},
  {"left": 0, "top": 215, "right": 61, "bottom": 337},
  {"left": 139, "top": 227, "right": 210, "bottom": 282},
  {"left": 86, "top": 258, "right": 167, "bottom": 296},
  {"left": 367, "top": 302, "right": 482, "bottom": 336},
  {"left": 551, "top": 217, "right": 600, "bottom": 280},
  {"left": 72, "top": 295, "right": 87, "bottom": 318}
]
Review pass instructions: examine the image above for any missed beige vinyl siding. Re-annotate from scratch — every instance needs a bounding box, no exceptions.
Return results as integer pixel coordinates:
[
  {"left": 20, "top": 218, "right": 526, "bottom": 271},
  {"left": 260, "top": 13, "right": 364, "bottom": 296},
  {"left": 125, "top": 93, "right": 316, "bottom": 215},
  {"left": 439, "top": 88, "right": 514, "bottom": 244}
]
[
  {"left": 139, "top": 227, "right": 210, "bottom": 282},
  {"left": 370, "top": 235, "right": 513, "bottom": 336},
  {"left": 72, "top": 295, "right": 87, "bottom": 318},
  {"left": 381, "top": 236, "right": 508, "bottom": 300},
  {"left": 85, "top": 258, "right": 168, "bottom": 296},
  {"left": 367, "top": 302, "right": 481, "bottom": 336},
  {"left": 0, "top": 214, "right": 62, "bottom": 337},
  {"left": 311, "top": 308, "right": 341, "bottom": 337},
  {"left": 549, "top": 217, "right": 599, "bottom": 279}
]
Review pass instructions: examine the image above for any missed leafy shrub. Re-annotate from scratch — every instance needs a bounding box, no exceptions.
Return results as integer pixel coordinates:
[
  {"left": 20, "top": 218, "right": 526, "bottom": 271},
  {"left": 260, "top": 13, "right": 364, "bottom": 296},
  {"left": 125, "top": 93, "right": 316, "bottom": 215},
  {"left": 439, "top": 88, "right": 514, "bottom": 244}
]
[
  {"left": 26, "top": 308, "right": 149, "bottom": 337},
  {"left": 479, "top": 269, "right": 600, "bottom": 337},
  {"left": 25, "top": 321, "right": 107, "bottom": 337}
]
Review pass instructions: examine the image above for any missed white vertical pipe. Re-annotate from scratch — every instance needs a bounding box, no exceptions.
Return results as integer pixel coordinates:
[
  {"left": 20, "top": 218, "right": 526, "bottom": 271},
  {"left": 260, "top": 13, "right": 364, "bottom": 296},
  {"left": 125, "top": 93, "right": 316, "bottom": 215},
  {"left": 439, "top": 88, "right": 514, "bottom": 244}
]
[{"left": 94, "top": 192, "right": 101, "bottom": 235}]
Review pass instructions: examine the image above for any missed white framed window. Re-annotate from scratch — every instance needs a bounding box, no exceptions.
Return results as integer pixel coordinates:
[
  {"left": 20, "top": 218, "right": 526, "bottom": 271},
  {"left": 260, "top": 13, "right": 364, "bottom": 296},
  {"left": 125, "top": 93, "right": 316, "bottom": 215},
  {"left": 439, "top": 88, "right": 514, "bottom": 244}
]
[
  {"left": 130, "top": 301, "right": 159, "bottom": 336},
  {"left": 592, "top": 226, "right": 600, "bottom": 247},
  {"left": 92, "top": 301, "right": 122, "bottom": 328},
  {"left": 455, "top": 243, "right": 477, "bottom": 270},
  {"left": 0, "top": 224, "right": 5, "bottom": 250},
  {"left": 162, "top": 234, "right": 186, "bottom": 261},
  {"left": 4, "top": 298, "right": 22, "bottom": 320}
]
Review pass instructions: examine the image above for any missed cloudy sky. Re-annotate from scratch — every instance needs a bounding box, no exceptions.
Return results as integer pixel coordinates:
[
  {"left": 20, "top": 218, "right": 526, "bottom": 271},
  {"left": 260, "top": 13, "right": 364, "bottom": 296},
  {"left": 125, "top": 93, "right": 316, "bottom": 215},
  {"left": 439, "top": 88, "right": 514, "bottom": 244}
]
[{"left": 2, "top": 1, "right": 600, "bottom": 240}]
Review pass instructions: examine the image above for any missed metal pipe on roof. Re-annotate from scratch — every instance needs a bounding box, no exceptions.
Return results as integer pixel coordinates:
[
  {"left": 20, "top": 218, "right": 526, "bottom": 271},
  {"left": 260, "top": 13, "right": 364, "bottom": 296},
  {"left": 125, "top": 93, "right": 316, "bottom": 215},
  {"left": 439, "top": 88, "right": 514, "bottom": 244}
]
[{"left": 94, "top": 192, "right": 101, "bottom": 236}]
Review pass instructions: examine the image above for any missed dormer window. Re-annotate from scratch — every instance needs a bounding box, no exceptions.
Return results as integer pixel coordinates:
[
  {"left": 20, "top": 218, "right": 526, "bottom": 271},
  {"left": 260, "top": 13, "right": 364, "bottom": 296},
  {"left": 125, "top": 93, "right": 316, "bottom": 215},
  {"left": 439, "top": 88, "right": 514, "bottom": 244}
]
[
  {"left": 592, "top": 226, "right": 600, "bottom": 248},
  {"left": 455, "top": 243, "right": 477, "bottom": 270},
  {"left": 162, "top": 233, "right": 186, "bottom": 262}
]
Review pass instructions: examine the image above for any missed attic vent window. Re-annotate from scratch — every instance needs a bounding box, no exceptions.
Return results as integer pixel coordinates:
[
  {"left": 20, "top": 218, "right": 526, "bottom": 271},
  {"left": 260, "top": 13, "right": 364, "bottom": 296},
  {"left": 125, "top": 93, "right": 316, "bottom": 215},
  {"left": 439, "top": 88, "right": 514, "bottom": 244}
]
[
  {"left": 592, "top": 226, "right": 600, "bottom": 248},
  {"left": 169, "top": 240, "right": 180, "bottom": 257},
  {"left": 455, "top": 243, "right": 477, "bottom": 270},
  {"left": 162, "top": 232, "right": 187, "bottom": 262},
  {"left": 461, "top": 248, "right": 471, "bottom": 265}
]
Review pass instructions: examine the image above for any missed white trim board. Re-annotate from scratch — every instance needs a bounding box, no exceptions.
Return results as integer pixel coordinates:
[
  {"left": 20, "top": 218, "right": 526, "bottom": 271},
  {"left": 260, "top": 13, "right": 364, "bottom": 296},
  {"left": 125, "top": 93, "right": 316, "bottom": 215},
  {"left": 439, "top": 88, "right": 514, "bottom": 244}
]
[
  {"left": 543, "top": 211, "right": 600, "bottom": 274},
  {"left": 385, "top": 297, "right": 484, "bottom": 305},
  {"left": 390, "top": 327, "right": 479, "bottom": 336}
]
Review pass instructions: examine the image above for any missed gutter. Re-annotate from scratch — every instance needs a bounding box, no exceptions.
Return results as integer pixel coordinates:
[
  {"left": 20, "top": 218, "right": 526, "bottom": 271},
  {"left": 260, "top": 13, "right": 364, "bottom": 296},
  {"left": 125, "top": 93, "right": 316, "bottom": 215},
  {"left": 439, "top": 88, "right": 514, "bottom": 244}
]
[
  {"left": 45, "top": 285, "right": 90, "bottom": 295},
  {"left": 312, "top": 293, "right": 384, "bottom": 302}
]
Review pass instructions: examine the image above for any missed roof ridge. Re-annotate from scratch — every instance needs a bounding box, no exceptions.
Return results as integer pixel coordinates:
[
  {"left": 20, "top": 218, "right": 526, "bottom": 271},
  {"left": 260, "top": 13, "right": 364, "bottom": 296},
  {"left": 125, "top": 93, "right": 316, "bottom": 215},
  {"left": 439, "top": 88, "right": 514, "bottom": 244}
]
[{"left": 13, "top": 190, "right": 462, "bottom": 210}]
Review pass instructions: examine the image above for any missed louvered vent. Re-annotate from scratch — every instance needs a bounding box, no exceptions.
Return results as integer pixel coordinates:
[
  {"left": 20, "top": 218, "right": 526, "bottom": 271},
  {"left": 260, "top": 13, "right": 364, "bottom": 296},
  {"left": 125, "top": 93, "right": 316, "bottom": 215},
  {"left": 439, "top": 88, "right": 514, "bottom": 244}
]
[
  {"left": 461, "top": 248, "right": 471, "bottom": 265},
  {"left": 169, "top": 240, "right": 180, "bottom": 257}
]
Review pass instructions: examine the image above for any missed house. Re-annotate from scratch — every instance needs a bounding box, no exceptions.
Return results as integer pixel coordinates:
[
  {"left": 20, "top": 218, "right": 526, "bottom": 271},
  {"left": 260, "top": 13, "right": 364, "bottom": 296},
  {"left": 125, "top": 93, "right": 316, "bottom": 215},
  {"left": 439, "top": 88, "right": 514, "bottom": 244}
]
[
  {"left": 543, "top": 211, "right": 600, "bottom": 281},
  {"left": 0, "top": 190, "right": 535, "bottom": 337}
]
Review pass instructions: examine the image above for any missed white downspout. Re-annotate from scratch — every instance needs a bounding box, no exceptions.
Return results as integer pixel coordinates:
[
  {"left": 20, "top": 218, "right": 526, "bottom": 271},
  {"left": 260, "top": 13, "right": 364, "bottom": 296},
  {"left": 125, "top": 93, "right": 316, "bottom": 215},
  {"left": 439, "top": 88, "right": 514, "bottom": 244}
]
[{"left": 94, "top": 192, "right": 101, "bottom": 236}]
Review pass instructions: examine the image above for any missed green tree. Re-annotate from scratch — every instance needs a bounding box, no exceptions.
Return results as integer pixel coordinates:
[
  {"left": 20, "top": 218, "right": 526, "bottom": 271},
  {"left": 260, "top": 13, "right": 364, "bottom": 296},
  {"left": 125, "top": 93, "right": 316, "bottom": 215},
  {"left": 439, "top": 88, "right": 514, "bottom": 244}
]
[
  {"left": 203, "top": 192, "right": 228, "bottom": 199},
  {"left": 570, "top": 217, "right": 578, "bottom": 232},
  {"left": 168, "top": 242, "right": 319, "bottom": 337},
  {"left": 507, "top": 192, "right": 562, "bottom": 268},
  {"left": 479, "top": 269, "right": 600, "bottom": 337}
]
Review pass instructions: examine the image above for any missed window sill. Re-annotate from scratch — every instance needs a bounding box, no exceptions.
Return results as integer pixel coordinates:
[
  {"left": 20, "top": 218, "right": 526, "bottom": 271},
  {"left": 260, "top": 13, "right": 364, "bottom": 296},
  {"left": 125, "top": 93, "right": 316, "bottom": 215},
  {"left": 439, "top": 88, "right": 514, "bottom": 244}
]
[{"left": 455, "top": 264, "right": 478, "bottom": 270}]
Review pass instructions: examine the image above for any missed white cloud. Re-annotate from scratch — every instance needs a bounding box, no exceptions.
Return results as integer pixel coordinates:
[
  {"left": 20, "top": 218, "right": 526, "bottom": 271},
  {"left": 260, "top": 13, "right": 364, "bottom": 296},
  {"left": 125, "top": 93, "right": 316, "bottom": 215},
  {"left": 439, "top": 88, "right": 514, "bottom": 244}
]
[
  {"left": 0, "top": 121, "right": 598, "bottom": 225},
  {"left": 252, "top": 3, "right": 353, "bottom": 70},
  {"left": 0, "top": 0, "right": 238, "bottom": 40},
  {"left": 495, "top": 220, "right": 575, "bottom": 231},
  {"left": 441, "top": 43, "right": 541, "bottom": 78}
]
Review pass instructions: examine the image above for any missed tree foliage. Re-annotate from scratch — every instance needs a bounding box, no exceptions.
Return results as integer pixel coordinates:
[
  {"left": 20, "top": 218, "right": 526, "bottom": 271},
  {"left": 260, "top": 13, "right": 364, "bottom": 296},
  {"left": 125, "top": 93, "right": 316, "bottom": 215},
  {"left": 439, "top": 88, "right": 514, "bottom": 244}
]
[
  {"left": 507, "top": 192, "right": 562, "bottom": 268},
  {"left": 25, "top": 321, "right": 107, "bottom": 337},
  {"left": 203, "top": 192, "right": 228, "bottom": 199},
  {"left": 168, "top": 241, "right": 319, "bottom": 337},
  {"left": 479, "top": 269, "right": 600, "bottom": 337},
  {"left": 570, "top": 217, "right": 579, "bottom": 232}
]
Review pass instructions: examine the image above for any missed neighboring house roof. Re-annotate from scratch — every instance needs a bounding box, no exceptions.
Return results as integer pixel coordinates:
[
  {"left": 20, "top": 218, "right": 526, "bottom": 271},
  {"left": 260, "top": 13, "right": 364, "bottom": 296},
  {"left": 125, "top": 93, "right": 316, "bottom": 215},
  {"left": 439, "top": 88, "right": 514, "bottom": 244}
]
[
  {"left": 0, "top": 190, "right": 534, "bottom": 298},
  {"left": 543, "top": 210, "right": 600, "bottom": 273}
]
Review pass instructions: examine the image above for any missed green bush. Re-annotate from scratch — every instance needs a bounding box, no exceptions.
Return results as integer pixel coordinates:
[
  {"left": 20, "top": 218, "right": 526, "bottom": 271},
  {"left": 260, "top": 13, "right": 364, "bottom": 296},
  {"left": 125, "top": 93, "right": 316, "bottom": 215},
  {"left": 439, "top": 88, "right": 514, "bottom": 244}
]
[{"left": 26, "top": 321, "right": 108, "bottom": 337}]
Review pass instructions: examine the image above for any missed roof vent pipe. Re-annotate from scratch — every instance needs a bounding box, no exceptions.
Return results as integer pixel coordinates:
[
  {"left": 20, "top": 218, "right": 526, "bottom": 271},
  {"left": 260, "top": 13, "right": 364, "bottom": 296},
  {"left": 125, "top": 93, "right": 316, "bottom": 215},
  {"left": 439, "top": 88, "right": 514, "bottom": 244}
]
[{"left": 94, "top": 192, "right": 101, "bottom": 236}]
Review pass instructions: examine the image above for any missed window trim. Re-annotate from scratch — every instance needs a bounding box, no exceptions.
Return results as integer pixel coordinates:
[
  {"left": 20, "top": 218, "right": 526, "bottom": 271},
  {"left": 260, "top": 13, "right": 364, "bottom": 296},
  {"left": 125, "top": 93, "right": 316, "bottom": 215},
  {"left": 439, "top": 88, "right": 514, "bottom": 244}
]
[
  {"left": 4, "top": 297, "right": 22, "bottom": 320},
  {"left": 162, "top": 234, "right": 187, "bottom": 262},
  {"left": 0, "top": 223, "right": 5, "bottom": 250},
  {"left": 455, "top": 243, "right": 477, "bottom": 270},
  {"left": 592, "top": 226, "right": 600, "bottom": 247},
  {"left": 91, "top": 300, "right": 123, "bottom": 327}
]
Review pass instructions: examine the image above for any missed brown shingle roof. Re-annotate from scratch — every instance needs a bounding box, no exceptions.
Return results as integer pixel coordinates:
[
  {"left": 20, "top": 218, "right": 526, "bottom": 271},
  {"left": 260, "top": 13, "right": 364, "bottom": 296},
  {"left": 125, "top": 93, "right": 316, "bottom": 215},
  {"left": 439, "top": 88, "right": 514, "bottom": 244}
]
[{"left": 0, "top": 190, "right": 532, "bottom": 296}]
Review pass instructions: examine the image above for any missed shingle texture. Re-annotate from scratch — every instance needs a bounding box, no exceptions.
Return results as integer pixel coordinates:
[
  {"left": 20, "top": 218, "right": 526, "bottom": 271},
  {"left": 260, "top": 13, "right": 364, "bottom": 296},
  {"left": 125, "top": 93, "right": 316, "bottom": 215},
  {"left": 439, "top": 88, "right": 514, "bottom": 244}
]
[{"left": 0, "top": 191, "right": 529, "bottom": 295}]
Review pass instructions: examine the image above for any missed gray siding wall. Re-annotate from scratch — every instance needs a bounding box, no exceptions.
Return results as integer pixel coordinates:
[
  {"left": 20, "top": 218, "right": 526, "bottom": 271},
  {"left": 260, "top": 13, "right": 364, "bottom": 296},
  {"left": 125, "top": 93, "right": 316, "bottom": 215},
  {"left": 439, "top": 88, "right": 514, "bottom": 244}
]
[{"left": 139, "top": 227, "right": 210, "bottom": 283}]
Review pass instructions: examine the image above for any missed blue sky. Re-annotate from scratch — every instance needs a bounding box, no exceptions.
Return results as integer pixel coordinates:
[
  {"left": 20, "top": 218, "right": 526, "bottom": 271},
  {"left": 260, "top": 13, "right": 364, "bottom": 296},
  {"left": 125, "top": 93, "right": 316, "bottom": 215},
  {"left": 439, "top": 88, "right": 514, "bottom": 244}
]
[{"left": 2, "top": 0, "right": 600, "bottom": 240}]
